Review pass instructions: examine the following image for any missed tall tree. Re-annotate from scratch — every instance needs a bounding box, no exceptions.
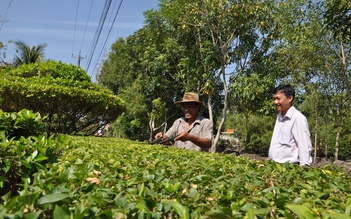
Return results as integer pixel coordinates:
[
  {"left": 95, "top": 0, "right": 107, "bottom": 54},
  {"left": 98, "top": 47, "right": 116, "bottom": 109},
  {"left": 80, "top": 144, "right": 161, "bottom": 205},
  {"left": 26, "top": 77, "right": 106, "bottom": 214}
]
[
  {"left": 323, "top": 0, "right": 351, "bottom": 101},
  {"left": 10, "top": 40, "right": 46, "bottom": 67},
  {"left": 273, "top": 0, "right": 351, "bottom": 160},
  {"left": 324, "top": 0, "right": 351, "bottom": 42},
  {"left": 98, "top": 10, "right": 187, "bottom": 140},
  {"left": 160, "top": 0, "right": 280, "bottom": 150}
]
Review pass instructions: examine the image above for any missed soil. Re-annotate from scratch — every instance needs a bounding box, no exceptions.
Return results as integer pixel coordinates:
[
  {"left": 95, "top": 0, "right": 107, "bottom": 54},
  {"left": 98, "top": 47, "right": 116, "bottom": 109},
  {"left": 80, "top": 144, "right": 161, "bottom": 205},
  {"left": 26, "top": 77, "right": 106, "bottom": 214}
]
[{"left": 217, "top": 143, "right": 351, "bottom": 177}]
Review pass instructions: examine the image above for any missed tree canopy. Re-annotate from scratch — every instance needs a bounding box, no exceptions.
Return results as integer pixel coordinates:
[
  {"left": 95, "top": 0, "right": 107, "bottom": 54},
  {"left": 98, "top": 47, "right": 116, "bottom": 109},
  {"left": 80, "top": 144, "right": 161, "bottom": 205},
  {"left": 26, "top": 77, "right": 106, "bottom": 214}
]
[{"left": 96, "top": 0, "right": 351, "bottom": 159}]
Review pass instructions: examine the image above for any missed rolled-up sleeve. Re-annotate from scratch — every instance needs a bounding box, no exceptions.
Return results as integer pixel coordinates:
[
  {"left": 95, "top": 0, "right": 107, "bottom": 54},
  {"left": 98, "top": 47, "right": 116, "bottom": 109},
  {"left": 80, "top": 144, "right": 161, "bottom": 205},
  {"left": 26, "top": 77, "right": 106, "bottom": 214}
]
[{"left": 201, "top": 119, "right": 213, "bottom": 140}]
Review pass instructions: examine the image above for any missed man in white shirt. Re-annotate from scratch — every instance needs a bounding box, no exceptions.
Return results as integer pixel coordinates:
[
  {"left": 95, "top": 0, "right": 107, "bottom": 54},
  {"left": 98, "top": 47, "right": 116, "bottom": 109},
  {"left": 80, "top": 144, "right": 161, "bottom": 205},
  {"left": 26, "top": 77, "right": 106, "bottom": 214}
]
[{"left": 268, "top": 84, "right": 312, "bottom": 166}]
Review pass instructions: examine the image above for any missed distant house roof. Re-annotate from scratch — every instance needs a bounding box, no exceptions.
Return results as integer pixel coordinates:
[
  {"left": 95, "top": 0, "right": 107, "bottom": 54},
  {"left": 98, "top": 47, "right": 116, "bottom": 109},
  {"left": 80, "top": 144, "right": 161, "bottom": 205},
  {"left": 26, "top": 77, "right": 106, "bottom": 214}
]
[
  {"left": 221, "top": 129, "right": 234, "bottom": 135},
  {"left": 226, "top": 129, "right": 234, "bottom": 133}
]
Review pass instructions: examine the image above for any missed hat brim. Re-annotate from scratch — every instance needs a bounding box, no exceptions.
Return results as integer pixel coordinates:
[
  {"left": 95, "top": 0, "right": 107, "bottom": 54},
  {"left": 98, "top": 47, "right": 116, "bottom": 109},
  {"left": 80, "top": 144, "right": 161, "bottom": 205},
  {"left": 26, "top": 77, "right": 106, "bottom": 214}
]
[{"left": 174, "top": 100, "right": 206, "bottom": 108}]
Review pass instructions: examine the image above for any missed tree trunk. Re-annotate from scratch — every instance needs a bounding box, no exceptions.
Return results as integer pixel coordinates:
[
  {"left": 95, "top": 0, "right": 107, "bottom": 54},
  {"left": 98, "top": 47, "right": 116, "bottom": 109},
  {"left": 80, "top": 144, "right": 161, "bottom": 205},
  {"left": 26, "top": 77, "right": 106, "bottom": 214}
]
[
  {"left": 313, "top": 105, "right": 318, "bottom": 163},
  {"left": 149, "top": 119, "right": 154, "bottom": 142},
  {"left": 211, "top": 67, "right": 228, "bottom": 152},
  {"left": 334, "top": 101, "right": 343, "bottom": 161},
  {"left": 324, "top": 122, "right": 329, "bottom": 158},
  {"left": 244, "top": 113, "right": 249, "bottom": 151},
  {"left": 207, "top": 94, "right": 213, "bottom": 124},
  {"left": 340, "top": 40, "right": 351, "bottom": 102},
  {"left": 149, "top": 118, "right": 168, "bottom": 142},
  {"left": 207, "top": 94, "right": 215, "bottom": 152},
  {"left": 334, "top": 125, "right": 340, "bottom": 161}
]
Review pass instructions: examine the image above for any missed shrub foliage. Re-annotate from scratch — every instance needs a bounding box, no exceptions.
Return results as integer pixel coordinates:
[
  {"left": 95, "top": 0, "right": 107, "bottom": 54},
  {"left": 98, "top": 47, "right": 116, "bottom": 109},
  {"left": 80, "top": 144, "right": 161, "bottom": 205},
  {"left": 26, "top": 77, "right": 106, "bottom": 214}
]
[
  {"left": 0, "top": 109, "right": 44, "bottom": 139},
  {"left": 0, "top": 109, "right": 66, "bottom": 197},
  {"left": 0, "top": 60, "right": 125, "bottom": 135},
  {"left": 1, "top": 136, "right": 350, "bottom": 218}
]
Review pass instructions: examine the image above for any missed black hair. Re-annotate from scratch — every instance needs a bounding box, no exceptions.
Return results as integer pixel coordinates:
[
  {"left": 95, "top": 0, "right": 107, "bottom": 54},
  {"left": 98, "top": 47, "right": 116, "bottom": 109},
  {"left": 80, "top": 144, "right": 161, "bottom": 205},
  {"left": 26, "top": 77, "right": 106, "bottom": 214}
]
[{"left": 273, "top": 84, "right": 295, "bottom": 101}]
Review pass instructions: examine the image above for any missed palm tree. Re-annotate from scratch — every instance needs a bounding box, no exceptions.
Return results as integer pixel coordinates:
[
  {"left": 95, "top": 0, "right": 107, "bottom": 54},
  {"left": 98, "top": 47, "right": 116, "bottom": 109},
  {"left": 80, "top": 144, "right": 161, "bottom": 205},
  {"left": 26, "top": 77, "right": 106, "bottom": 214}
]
[{"left": 11, "top": 40, "right": 47, "bottom": 67}]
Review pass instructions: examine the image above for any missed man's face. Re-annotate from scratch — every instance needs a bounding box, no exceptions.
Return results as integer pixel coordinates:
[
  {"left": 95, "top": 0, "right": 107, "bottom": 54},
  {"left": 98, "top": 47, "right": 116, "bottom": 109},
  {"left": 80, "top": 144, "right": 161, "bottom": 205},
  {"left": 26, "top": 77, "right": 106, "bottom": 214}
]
[
  {"left": 273, "top": 91, "right": 292, "bottom": 115},
  {"left": 181, "top": 103, "right": 200, "bottom": 120}
]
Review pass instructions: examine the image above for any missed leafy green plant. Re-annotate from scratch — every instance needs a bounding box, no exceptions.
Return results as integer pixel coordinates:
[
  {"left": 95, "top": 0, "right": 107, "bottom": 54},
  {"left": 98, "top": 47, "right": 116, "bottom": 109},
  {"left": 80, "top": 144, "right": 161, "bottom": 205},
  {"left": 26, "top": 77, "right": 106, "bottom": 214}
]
[
  {"left": 0, "top": 109, "right": 67, "bottom": 197},
  {"left": 0, "top": 61, "right": 126, "bottom": 135},
  {"left": 1, "top": 136, "right": 351, "bottom": 218},
  {"left": 0, "top": 134, "right": 67, "bottom": 197},
  {"left": 2, "top": 59, "right": 91, "bottom": 82},
  {"left": 0, "top": 109, "right": 44, "bottom": 139}
]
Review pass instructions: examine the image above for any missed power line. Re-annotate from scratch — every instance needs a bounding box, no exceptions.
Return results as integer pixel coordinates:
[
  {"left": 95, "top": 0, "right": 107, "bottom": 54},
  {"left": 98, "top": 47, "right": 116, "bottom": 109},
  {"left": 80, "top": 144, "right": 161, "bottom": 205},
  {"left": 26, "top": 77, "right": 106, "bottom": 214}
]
[
  {"left": 85, "top": 0, "right": 112, "bottom": 73},
  {"left": 93, "top": 0, "right": 118, "bottom": 67},
  {"left": 92, "top": 0, "right": 124, "bottom": 78},
  {"left": 71, "top": 0, "right": 80, "bottom": 63},
  {"left": 79, "top": 0, "right": 94, "bottom": 53}
]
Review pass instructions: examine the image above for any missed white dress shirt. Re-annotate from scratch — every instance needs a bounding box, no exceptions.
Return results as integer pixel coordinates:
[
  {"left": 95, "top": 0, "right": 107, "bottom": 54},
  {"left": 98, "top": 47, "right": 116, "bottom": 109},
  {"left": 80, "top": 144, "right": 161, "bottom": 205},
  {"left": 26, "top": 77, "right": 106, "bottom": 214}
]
[{"left": 269, "top": 106, "right": 312, "bottom": 166}]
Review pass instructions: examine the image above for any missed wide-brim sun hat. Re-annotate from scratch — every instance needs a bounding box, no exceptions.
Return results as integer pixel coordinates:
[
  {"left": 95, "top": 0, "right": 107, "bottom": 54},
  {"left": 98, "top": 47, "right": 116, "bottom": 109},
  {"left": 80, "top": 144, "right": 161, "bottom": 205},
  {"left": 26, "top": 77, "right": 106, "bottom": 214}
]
[{"left": 174, "top": 92, "right": 206, "bottom": 108}]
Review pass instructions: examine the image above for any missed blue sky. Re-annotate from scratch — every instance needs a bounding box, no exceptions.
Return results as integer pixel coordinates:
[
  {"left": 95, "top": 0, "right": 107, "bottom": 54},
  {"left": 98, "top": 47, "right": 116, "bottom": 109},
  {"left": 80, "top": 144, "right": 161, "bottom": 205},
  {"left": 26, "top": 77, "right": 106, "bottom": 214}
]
[{"left": 0, "top": 0, "right": 160, "bottom": 80}]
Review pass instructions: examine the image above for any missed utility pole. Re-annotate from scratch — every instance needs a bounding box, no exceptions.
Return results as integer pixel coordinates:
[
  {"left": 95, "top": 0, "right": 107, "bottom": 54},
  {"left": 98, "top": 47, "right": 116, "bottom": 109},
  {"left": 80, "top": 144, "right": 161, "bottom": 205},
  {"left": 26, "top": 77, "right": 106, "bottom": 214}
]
[{"left": 72, "top": 50, "right": 86, "bottom": 67}]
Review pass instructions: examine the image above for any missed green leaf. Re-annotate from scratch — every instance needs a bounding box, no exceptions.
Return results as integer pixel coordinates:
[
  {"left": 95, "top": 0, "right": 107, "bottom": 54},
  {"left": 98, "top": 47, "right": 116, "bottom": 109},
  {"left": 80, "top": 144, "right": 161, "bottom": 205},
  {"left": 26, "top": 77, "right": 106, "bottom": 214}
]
[
  {"left": 38, "top": 193, "right": 69, "bottom": 205},
  {"left": 205, "top": 210, "right": 228, "bottom": 219},
  {"left": 238, "top": 197, "right": 247, "bottom": 206},
  {"left": 286, "top": 204, "right": 315, "bottom": 219},
  {"left": 97, "top": 209, "right": 113, "bottom": 218},
  {"left": 23, "top": 159, "right": 31, "bottom": 169},
  {"left": 1, "top": 159, "right": 11, "bottom": 173},
  {"left": 245, "top": 207, "right": 255, "bottom": 219},
  {"left": 138, "top": 211, "right": 145, "bottom": 219},
  {"left": 0, "top": 176, "right": 4, "bottom": 188},
  {"left": 164, "top": 182, "right": 181, "bottom": 193},
  {"left": 262, "top": 187, "right": 279, "bottom": 193},
  {"left": 26, "top": 211, "right": 42, "bottom": 219},
  {"left": 53, "top": 205, "right": 70, "bottom": 219},
  {"left": 139, "top": 182, "right": 145, "bottom": 197},
  {"left": 34, "top": 162, "right": 46, "bottom": 171},
  {"left": 172, "top": 202, "right": 189, "bottom": 219},
  {"left": 4, "top": 196, "right": 19, "bottom": 211},
  {"left": 33, "top": 153, "right": 48, "bottom": 162},
  {"left": 115, "top": 197, "right": 127, "bottom": 207},
  {"left": 31, "top": 150, "right": 38, "bottom": 160},
  {"left": 284, "top": 210, "right": 297, "bottom": 219},
  {"left": 18, "top": 192, "right": 40, "bottom": 206},
  {"left": 345, "top": 198, "right": 351, "bottom": 215},
  {"left": 323, "top": 211, "right": 351, "bottom": 219}
]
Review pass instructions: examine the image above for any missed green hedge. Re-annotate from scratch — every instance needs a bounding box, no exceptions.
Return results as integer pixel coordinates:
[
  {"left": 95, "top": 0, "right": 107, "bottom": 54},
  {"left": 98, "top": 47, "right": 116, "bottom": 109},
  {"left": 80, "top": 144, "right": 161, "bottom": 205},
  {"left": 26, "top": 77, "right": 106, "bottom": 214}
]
[
  {"left": 2, "top": 60, "right": 91, "bottom": 82},
  {"left": 0, "top": 109, "right": 66, "bottom": 197},
  {"left": 0, "top": 61, "right": 125, "bottom": 135},
  {"left": 1, "top": 136, "right": 350, "bottom": 218}
]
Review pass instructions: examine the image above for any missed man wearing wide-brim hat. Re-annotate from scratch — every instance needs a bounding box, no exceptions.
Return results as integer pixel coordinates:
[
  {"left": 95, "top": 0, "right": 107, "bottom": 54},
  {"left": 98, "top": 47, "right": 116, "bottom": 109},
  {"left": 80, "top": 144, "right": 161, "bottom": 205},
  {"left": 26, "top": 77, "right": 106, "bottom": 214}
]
[{"left": 155, "top": 92, "right": 213, "bottom": 151}]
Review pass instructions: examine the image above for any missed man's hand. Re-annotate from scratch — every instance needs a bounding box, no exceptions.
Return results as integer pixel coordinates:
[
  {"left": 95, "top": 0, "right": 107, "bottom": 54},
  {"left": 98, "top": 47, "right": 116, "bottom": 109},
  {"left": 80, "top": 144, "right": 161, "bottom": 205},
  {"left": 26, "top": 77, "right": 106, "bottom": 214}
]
[
  {"left": 175, "top": 131, "right": 212, "bottom": 148},
  {"left": 155, "top": 132, "right": 164, "bottom": 140},
  {"left": 174, "top": 131, "right": 190, "bottom": 142}
]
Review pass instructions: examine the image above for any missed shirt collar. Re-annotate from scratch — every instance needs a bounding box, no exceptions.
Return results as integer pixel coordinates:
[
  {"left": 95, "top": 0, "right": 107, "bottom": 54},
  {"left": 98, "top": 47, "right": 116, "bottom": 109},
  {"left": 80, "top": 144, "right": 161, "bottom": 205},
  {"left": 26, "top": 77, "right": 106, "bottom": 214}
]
[
  {"left": 278, "top": 106, "right": 296, "bottom": 121},
  {"left": 181, "top": 115, "right": 202, "bottom": 124}
]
